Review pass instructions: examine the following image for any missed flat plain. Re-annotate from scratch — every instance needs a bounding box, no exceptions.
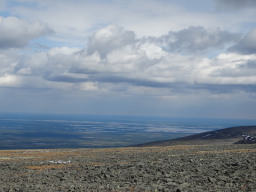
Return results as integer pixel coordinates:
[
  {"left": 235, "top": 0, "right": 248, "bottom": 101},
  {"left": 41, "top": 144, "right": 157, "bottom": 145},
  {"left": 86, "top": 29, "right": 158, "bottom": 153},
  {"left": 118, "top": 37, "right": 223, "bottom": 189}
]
[{"left": 0, "top": 144, "right": 255, "bottom": 191}]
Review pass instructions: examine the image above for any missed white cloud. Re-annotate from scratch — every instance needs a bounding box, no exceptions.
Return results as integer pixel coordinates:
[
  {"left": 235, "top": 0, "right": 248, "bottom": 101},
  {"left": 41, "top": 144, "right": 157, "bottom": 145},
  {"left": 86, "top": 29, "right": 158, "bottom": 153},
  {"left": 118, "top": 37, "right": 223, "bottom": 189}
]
[
  {"left": 212, "top": 53, "right": 256, "bottom": 84},
  {"left": 87, "top": 25, "right": 136, "bottom": 58},
  {"left": 16, "top": 67, "right": 32, "bottom": 75},
  {"left": 0, "top": 74, "right": 21, "bottom": 87},
  {"left": 0, "top": 16, "right": 53, "bottom": 48},
  {"left": 9, "top": 0, "right": 248, "bottom": 43},
  {"left": 14, "top": 52, "right": 48, "bottom": 76},
  {"left": 48, "top": 47, "right": 81, "bottom": 56},
  {"left": 0, "top": 50, "right": 18, "bottom": 74},
  {"left": 79, "top": 82, "right": 99, "bottom": 91},
  {"left": 1, "top": 25, "right": 254, "bottom": 96},
  {"left": 140, "top": 43, "right": 166, "bottom": 60}
]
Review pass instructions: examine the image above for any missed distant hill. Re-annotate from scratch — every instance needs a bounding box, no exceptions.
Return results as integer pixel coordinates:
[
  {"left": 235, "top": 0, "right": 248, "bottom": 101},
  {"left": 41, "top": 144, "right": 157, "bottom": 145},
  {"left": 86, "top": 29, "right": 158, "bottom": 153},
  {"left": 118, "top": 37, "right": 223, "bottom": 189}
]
[{"left": 133, "top": 126, "right": 256, "bottom": 147}]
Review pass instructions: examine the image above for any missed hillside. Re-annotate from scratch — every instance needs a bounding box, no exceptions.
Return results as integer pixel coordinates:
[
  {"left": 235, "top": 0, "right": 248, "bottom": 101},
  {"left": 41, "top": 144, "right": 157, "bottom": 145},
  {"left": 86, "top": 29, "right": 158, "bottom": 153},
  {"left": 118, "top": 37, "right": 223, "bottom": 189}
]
[
  {"left": 1, "top": 144, "right": 256, "bottom": 191},
  {"left": 133, "top": 126, "right": 256, "bottom": 147}
]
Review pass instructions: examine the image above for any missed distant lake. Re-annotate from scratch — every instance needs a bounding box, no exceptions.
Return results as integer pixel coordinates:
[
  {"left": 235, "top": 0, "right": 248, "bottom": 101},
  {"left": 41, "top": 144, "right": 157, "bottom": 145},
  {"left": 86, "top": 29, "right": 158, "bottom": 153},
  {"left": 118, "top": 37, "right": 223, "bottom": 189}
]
[{"left": 1, "top": 113, "right": 256, "bottom": 150}]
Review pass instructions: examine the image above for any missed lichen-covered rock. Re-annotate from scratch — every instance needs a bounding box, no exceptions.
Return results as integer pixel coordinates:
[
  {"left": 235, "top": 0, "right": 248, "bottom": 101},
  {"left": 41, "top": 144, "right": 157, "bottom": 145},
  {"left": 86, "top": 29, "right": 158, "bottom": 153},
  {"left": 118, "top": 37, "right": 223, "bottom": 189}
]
[{"left": 0, "top": 144, "right": 256, "bottom": 191}]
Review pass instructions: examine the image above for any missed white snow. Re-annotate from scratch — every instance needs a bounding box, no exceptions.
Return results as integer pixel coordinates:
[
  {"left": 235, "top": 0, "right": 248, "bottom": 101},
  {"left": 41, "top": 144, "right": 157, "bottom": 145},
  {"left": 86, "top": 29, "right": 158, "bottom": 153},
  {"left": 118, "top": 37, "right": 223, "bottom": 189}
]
[{"left": 48, "top": 160, "right": 71, "bottom": 164}]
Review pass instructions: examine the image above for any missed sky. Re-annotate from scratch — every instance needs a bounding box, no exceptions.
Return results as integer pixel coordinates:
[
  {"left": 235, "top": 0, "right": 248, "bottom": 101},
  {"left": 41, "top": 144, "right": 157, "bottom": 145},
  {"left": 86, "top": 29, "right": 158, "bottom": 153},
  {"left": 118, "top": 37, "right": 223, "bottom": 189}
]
[{"left": 0, "top": 0, "right": 256, "bottom": 119}]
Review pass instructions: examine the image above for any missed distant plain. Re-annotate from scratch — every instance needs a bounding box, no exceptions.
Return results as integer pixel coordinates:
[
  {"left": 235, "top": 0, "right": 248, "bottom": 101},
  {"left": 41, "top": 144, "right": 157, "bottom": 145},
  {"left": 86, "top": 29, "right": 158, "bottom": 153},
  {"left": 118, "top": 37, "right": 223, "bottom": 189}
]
[{"left": 1, "top": 113, "right": 256, "bottom": 150}]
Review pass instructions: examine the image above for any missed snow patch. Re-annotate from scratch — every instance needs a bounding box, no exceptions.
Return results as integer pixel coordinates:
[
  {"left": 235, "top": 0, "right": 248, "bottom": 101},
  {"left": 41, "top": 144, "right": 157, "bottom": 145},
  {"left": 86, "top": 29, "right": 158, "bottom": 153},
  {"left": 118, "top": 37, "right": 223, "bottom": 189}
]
[{"left": 40, "top": 160, "right": 71, "bottom": 164}]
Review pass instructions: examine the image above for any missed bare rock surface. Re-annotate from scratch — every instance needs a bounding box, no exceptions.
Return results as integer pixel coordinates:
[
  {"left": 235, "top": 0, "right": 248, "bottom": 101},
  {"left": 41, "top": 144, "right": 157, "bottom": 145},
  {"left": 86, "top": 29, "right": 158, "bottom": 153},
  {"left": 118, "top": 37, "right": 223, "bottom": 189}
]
[{"left": 0, "top": 144, "right": 256, "bottom": 191}]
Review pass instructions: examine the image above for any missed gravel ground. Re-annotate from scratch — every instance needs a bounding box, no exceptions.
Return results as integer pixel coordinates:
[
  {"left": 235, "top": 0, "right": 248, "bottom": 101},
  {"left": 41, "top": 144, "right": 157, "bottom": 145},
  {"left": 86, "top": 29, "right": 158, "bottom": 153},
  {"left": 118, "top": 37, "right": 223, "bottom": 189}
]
[{"left": 0, "top": 144, "right": 255, "bottom": 192}]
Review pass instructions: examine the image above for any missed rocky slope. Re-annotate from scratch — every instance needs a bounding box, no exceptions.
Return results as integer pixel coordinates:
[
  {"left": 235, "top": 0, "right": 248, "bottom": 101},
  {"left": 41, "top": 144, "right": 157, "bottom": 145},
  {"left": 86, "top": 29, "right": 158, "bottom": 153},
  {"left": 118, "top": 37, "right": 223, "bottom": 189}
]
[
  {"left": 0, "top": 144, "right": 256, "bottom": 191},
  {"left": 133, "top": 126, "right": 256, "bottom": 147}
]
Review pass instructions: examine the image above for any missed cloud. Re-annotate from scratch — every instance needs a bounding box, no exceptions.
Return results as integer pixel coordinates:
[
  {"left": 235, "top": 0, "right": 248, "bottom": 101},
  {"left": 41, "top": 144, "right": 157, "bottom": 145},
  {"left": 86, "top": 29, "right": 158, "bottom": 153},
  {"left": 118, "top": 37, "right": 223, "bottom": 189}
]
[
  {"left": 10, "top": 0, "right": 238, "bottom": 42},
  {"left": 1, "top": 25, "right": 256, "bottom": 96},
  {"left": 229, "top": 28, "right": 256, "bottom": 54},
  {"left": 0, "top": 50, "right": 18, "bottom": 74},
  {"left": 0, "top": 1, "right": 256, "bottom": 118},
  {"left": 216, "top": 59, "right": 256, "bottom": 78},
  {"left": 242, "top": 60, "right": 256, "bottom": 69},
  {"left": 0, "top": 74, "right": 21, "bottom": 87},
  {"left": 215, "top": 0, "right": 256, "bottom": 10},
  {"left": 87, "top": 25, "right": 136, "bottom": 58},
  {"left": 160, "top": 26, "right": 240, "bottom": 53},
  {"left": 41, "top": 45, "right": 256, "bottom": 95},
  {"left": 0, "top": 16, "right": 53, "bottom": 49},
  {"left": 212, "top": 53, "right": 256, "bottom": 79},
  {"left": 48, "top": 47, "right": 81, "bottom": 56}
]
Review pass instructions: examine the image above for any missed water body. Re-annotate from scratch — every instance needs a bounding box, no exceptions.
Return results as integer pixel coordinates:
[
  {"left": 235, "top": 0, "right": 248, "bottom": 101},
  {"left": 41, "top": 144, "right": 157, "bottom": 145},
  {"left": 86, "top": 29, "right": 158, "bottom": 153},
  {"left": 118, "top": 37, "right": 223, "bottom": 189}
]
[{"left": 0, "top": 113, "right": 256, "bottom": 150}]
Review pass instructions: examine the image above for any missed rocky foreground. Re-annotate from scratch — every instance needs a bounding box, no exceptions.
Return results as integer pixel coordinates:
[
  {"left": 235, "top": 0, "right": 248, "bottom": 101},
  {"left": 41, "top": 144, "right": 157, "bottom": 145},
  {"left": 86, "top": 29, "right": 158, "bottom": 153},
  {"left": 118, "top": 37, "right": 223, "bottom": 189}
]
[{"left": 0, "top": 144, "right": 256, "bottom": 192}]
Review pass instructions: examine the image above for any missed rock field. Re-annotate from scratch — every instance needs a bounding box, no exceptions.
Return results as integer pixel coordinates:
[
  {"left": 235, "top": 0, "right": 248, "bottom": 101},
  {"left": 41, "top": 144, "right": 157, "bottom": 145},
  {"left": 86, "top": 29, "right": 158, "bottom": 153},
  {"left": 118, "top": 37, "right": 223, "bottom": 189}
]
[{"left": 0, "top": 144, "right": 256, "bottom": 191}]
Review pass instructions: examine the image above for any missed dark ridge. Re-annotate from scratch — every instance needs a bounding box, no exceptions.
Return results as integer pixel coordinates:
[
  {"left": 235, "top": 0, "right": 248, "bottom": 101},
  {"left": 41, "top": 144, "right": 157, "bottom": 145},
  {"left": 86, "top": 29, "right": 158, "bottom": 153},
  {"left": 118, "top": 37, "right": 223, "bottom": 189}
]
[
  {"left": 132, "top": 126, "right": 256, "bottom": 147},
  {"left": 234, "top": 135, "right": 256, "bottom": 144}
]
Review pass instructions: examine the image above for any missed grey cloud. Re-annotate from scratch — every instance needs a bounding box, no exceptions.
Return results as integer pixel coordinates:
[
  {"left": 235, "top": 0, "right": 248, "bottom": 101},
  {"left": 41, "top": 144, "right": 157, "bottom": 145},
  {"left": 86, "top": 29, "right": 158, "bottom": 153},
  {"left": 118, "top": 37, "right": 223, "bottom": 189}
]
[
  {"left": 215, "top": 0, "right": 256, "bottom": 10},
  {"left": 69, "top": 68, "right": 99, "bottom": 75},
  {"left": 160, "top": 26, "right": 240, "bottom": 53},
  {"left": 229, "top": 28, "right": 256, "bottom": 54},
  {"left": 87, "top": 25, "right": 136, "bottom": 58},
  {"left": 242, "top": 60, "right": 256, "bottom": 69},
  {"left": 0, "top": 16, "right": 53, "bottom": 49},
  {"left": 45, "top": 75, "right": 88, "bottom": 83},
  {"left": 193, "top": 83, "right": 256, "bottom": 94},
  {"left": 94, "top": 75, "right": 171, "bottom": 88},
  {"left": 101, "top": 79, "right": 256, "bottom": 94},
  {"left": 44, "top": 68, "right": 256, "bottom": 94},
  {"left": 42, "top": 60, "right": 182, "bottom": 90},
  {"left": 44, "top": 72, "right": 168, "bottom": 88}
]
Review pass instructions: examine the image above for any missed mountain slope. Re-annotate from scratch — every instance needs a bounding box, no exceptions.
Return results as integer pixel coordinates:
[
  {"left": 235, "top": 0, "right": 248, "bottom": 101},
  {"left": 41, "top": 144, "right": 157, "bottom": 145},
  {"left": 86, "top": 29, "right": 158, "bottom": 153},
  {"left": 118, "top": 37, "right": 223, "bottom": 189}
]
[{"left": 133, "top": 126, "right": 256, "bottom": 147}]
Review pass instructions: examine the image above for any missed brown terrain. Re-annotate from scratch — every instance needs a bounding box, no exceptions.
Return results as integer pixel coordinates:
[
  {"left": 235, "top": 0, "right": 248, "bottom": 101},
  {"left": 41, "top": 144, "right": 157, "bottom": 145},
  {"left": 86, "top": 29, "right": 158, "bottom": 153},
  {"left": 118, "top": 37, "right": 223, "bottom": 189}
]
[{"left": 0, "top": 144, "right": 256, "bottom": 191}]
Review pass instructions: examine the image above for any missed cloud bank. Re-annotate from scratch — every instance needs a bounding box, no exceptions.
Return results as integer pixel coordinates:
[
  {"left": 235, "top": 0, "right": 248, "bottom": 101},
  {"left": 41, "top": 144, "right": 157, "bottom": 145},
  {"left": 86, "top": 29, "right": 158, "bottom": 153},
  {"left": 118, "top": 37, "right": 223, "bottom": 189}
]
[
  {"left": 1, "top": 25, "right": 255, "bottom": 96},
  {"left": 0, "top": 0, "right": 256, "bottom": 118}
]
